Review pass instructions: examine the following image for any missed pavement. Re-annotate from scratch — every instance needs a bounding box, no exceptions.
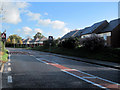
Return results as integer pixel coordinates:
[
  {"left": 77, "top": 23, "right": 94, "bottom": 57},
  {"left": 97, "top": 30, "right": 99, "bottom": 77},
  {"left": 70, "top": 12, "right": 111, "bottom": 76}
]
[
  {"left": 1, "top": 48, "right": 120, "bottom": 89},
  {"left": 49, "top": 53, "right": 120, "bottom": 70}
]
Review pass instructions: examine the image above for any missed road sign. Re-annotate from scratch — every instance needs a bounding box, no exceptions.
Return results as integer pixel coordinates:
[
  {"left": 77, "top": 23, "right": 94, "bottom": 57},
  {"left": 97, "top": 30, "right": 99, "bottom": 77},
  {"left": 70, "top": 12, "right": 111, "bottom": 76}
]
[
  {"left": 1, "top": 32, "right": 6, "bottom": 41},
  {"left": 48, "top": 36, "right": 53, "bottom": 41}
]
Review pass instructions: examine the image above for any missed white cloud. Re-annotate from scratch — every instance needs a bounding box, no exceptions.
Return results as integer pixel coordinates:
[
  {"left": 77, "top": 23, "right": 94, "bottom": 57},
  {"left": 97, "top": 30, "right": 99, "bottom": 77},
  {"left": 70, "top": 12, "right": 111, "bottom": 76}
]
[
  {"left": 34, "top": 28, "right": 43, "bottom": 33},
  {"left": 0, "top": 1, "right": 29, "bottom": 24},
  {"left": 27, "top": 11, "right": 41, "bottom": 21},
  {"left": 44, "top": 12, "right": 48, "bottom": 15},
  {"left": 62, "top": 28, "right": 70, "bottom": 34},
  {"left": 38, "top": 19, "right": 51, "bottom": 26},
  {"left": 51, "top": 20, "right": 65, "bottom": 29},
  {"left": 16, "top": 2, "right": 30, "bottom": 8},
  {"left": 17, "top": 27, "right": 44, "bottom": 37},
  {"left": 22, "top": 27, "right": 32, "bottom": 35}
]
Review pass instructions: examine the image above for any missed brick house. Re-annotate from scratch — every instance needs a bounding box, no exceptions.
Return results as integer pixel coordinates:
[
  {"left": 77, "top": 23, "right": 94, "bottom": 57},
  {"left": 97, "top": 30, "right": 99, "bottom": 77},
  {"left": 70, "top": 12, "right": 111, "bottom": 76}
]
[
  {"left": 60, "top": 18, "right": 120, "bottom": 47},
  {"left": 96, "top": 18, "right": 120, "bottom": 47}
]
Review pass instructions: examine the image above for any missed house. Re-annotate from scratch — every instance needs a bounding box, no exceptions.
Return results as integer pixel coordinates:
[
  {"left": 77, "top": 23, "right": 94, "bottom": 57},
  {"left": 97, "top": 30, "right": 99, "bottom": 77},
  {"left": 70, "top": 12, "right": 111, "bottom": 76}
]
[
  {"left": 96, "top": 18, "right": 120, "bottom": 47},
  {"left": 60, "top": 18, "right": 120, "bottom": 47},
  {"left": 81, "top": 20, "right": 109, "bottom": 38},
  {"left": 22, "top": 36, "right": 48, "bottom": 47},
  {"left": 29, "top": 37, "right": 47, "bottom": 45},
  {"left": 23, "top": 38, "right": 32, "bottom": 44},
  {"left": 60, "top": 30, "right": 79, "bottom": 40}
]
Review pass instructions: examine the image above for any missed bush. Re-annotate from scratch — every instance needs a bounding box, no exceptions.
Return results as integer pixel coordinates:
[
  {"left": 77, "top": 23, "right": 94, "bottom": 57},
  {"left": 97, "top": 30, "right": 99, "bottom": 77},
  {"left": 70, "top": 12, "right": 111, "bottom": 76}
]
[
  {"left": 80, "top": 34, "right": 105, "bottom": 51},
  {"left": 43, "top": 40, "right": 57, "bottom": 47},
  {"left": 58, "top": 37, "right": 79, "bottom": 49}
]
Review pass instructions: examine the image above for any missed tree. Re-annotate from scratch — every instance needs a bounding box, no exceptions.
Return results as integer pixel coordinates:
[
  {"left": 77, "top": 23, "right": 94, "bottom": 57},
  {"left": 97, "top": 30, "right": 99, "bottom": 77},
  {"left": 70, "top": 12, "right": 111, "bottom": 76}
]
[
  {"left": 12, "top": 38, "right": 16, "bottom": 44},
  {"left": 33, "top": 32, "right": 44, "bottom": 39},
  {"left": 8, "top": 34, "right": 22, "bottom": 44},
  {"left": 6, "top": 38, "right": 11, "bottom": 43},
  {"left": 19, "top": 40, "right": 23, "bottom": 44}
]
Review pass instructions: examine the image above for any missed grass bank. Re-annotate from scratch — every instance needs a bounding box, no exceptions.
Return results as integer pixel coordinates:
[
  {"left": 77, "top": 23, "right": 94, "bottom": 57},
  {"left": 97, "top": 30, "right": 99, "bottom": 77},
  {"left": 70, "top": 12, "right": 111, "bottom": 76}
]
[
  {"left": 1, "top": 42, "right": 8, "bottom": 63},
  {"left": 28, "top": 46, "right": 120, "bottom": 64}
]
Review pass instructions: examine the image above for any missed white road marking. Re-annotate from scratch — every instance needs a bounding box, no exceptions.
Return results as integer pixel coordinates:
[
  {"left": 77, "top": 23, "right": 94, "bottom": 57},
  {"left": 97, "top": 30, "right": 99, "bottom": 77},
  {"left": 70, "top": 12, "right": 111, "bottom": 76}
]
[
  {"left": 8, "top": 76, "right": 12, "bottom": 83},
  {"left": 36, "top": 58, "right": 47, "bottom": 63},
  {"left": 62, "top": 70, "right": 107, "bottom": 89},
  {"left": 77, "top": 70, "right": 119, "bottom": 85},
  {"left": 8, "top": 59, "right": 11, "bottom": 62},
  {"left": 61, "top": 69, "right": 78, "bottom": 71},
  {"left": 8, "top": 67, "right": 11, "bottom": 72},
  {"left": 34, "top": 55, "right": 120, "bottom": 89},
  {"left": 8, "top": 63, "right": 11, "bottom": 66}
]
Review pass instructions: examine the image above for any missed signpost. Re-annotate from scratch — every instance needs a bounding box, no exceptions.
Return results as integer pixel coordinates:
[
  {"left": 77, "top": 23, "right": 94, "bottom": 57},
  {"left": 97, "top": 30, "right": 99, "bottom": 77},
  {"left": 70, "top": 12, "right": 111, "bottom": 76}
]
[
  {"left": 1, "top": 32, "right": 6, "bottom": 42},
  {"left": 1, "top": 31, "right": 6, "bottom": 51}
]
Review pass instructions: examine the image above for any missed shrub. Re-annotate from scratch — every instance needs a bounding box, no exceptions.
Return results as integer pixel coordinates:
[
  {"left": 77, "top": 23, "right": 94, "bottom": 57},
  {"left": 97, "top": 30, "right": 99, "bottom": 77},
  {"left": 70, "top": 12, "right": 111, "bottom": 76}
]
[
  {"left": 43, "top": 40, "right": 57, "bottom": 47},
  {"left": 80, "top": 34, "right": 105, "bottom": 51},
  {"left": 58, "top": 37, "right": 79, "bottom": 49}
]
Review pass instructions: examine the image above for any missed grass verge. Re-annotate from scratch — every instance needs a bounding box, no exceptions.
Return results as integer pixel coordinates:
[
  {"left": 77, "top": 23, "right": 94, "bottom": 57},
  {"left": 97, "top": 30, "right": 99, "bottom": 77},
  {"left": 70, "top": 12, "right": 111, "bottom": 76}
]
[
  {"left": 28, "top": 46, "right": 120, "bottom": 64},
  {"left": 1, "top": 42, "right": 8, "bottom": 63}
]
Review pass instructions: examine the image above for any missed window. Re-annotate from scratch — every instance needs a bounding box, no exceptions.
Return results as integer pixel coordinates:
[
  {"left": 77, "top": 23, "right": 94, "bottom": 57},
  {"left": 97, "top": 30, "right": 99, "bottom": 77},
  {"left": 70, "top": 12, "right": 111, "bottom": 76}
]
[{"left": 103, "top": 34, "right": 107, "bottom": 40}]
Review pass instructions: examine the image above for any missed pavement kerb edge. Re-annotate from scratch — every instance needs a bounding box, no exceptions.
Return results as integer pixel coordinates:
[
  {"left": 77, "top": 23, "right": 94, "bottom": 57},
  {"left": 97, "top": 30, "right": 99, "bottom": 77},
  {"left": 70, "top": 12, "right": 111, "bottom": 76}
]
[
  {"left": 51, "top": 54, "right": 120, "bottom": 70},
  {"left": 0, "top": 63, "right": 4, "bottom": 73}
]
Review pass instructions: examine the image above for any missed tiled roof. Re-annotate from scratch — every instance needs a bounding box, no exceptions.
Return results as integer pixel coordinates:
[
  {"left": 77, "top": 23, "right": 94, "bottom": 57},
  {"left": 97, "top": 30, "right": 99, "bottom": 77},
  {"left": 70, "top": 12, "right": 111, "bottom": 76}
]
[
  {"left": 97, "top": 18, "right": 120, "bottom": 33},
  {"left": 73, "top": 30, "right": 84, "bottom": 37},
  {"left": 29, "top": 37, "right": 47, "bottom": 43},
  {"left": 23, "top": 38, "right": 32, "bottom": 43},
  {"left": 81, "top": 20, "right": 108, "bottom": 35},
  {"left": 60, "top": 30, "right": 78, "bottom": 40}
]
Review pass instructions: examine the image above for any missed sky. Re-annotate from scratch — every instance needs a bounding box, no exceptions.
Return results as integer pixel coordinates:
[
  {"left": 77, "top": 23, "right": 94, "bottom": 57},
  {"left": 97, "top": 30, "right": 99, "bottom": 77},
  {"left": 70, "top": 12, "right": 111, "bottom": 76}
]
[{"left": 0, "top": 1, "right": 118, "bottom": 39}]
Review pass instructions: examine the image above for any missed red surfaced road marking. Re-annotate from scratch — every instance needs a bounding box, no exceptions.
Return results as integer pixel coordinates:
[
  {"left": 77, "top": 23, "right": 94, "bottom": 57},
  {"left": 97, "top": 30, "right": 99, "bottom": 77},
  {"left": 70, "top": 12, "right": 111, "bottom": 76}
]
[
  {"left": 68, "top": 71, "right": 92, "bottom": 77},
  {"left": 62, "top": 69, "right": 78, "bottom": 71},
  {"left": 42, "top": 60, "right": 52, "bottom": 63},
  {"left": 40, "top": 59, "right": 120, "bottom": 89},
  {"left": 49, "top": 63, "right": 71, "bottom": 69},
  {"left": 85, "top": 78, "right": 120, "bottom": 89}
]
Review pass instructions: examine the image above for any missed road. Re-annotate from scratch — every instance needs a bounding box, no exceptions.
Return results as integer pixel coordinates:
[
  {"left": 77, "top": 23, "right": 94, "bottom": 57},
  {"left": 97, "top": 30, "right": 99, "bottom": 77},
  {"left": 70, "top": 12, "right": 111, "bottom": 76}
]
[{"left": 2, "top": 48, "right": 120, "bottom": 89}]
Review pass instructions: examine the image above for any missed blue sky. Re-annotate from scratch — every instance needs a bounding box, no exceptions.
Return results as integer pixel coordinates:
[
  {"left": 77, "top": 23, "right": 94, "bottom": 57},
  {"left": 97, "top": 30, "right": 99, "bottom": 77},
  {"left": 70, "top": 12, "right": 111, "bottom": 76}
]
[{"left": 1, "top": 2, "right": 118, "bottom": 39}]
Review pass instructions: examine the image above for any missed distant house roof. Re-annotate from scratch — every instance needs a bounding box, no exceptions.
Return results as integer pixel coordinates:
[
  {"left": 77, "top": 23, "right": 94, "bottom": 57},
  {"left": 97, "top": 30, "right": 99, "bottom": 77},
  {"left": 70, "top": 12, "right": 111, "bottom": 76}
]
[
  {"left": 96, "top": 18, "right": 120, "bottom": 33},
  {"left": 60, "top": 30, "right": 78, "bottom": 40},
  {"left": 23, "top": 38, "right": 32, "bottom": 43},
  {"left": 29, "top": 37, "right": 47, "bottom": 44},
  {"left": 40, "top": 36, "right": 47, "bottom": 41},
  {"left": 81, "top": 20, "right": 108, "bottom": 35}
]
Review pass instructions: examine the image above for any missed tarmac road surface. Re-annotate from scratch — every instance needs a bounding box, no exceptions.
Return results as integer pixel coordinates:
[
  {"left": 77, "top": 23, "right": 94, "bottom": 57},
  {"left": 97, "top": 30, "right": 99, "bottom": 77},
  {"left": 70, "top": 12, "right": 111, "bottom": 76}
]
[{"left": 2, "top": 48, "right": 120, "bottom": 89}]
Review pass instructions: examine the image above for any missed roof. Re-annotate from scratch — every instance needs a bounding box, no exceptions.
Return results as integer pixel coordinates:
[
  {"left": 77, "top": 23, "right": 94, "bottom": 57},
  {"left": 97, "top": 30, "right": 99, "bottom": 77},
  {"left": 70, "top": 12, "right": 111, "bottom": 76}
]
[
  {"left": 40, "top": 37, "right": 47, "bottom": 41},
  {"left": 97, "top": 18, "right": 120, "bottom": 33},
  {"left": 73, "top": 30, "right": 84, "bottom": 37},
  {"left": 60, "top": 30, "right": 78, "bottom": 40},
  {"left": 29, "top": 37, "right": 47, "bottom": 43},
  {"left": 81, "top": 20, "right": 108, "bottom": 35},
  {"left": 23, "top": 38, "right": 32, "bottom": 43}
]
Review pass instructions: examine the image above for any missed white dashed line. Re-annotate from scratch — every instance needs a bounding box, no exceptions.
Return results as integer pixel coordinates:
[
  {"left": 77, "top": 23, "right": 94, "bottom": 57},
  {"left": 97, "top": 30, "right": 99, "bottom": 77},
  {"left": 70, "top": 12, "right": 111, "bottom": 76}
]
[
  {"left": 8, "top": 76, "right": 12, "bottom": 83},
  {"left": 8, "top": 67, "right": 11, "bottom": 72},
  {"left": 8, "top": 63, "right": 11, "bottom": 66}
]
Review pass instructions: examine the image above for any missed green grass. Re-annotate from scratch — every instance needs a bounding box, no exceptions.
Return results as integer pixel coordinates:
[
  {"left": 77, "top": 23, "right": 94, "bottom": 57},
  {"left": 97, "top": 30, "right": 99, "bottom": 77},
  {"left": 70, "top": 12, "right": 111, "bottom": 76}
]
[
  {"left": 28, "top": 46, "right": 120, "bottom": 63},
  {"left": 1, "top": 42, "right": 8, "bottom": 63}
]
